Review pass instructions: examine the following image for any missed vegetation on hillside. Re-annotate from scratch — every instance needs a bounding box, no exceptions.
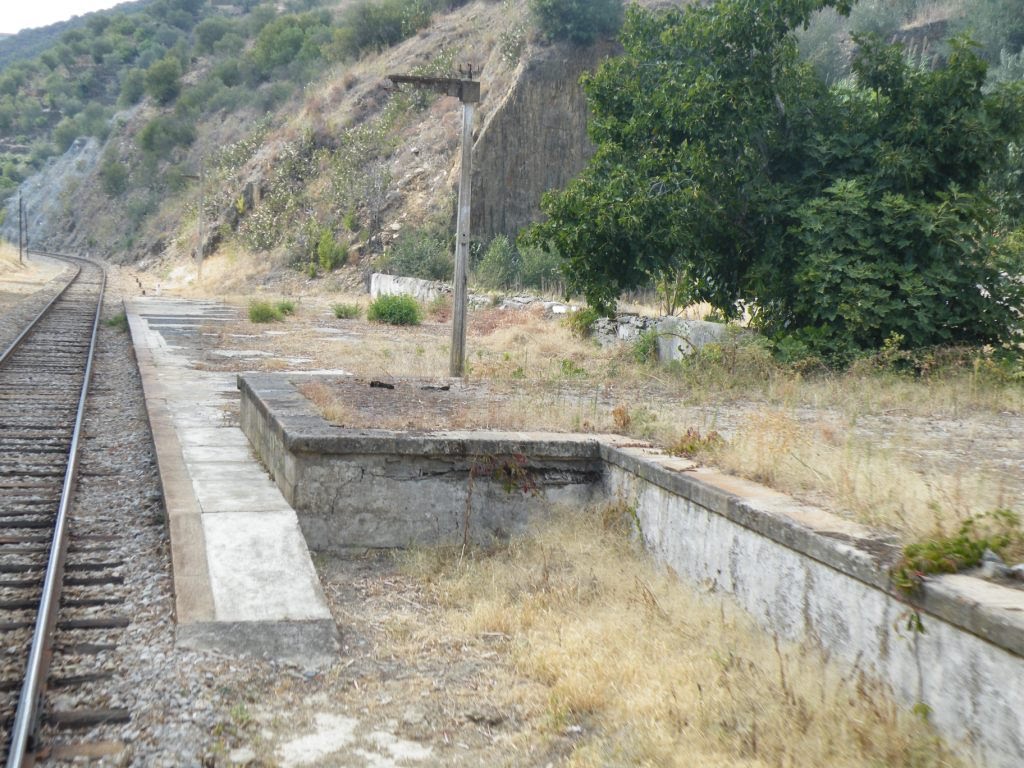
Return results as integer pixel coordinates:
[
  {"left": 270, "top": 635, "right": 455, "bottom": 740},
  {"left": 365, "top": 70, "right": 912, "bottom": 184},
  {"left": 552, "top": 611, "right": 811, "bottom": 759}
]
[
  {"left": 0, "top": 0, "right": 1021, "bottom": 366},
  {"left": 528, "top": 0, "right": 1024, "bottom": 361}
]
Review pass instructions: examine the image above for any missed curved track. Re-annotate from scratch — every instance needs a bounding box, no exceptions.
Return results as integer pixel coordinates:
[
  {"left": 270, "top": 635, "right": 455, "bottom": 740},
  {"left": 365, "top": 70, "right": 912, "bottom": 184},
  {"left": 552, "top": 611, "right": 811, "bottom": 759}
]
[{"left": 0, "top": 254, "right": 126, "bottom": 766}]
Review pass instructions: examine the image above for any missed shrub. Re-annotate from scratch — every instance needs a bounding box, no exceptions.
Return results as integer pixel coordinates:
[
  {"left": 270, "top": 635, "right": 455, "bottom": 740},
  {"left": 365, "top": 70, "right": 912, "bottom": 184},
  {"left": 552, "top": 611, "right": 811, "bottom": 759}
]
[
  {"left": 518, "top": 243, "right": 562, "bottom": 291},
  {"left": 276, "top": 300, "right": 296, "bottom": 316},
  {"left": 105, "top": 311, "right": 128, "bottom": 331},
  {"left": 367, "top": 294, "right": 422, "bottom": 325},
  {"left": 137, "top": 116, "right": 195, "bottom": 154},
  {"left": 249, "top": 300, "right": 283, "bottom": 323},
  {"left": 667, "top": 428, "right": 726, "bottom": 459},
  {"left": 328, "top": 0, "right": 434, "bottom": 61},
  {"left": 332, "top": 302, "right": 362, "bottom": 319},
  {"left": 891, "top": 509, "right": 1024, "bottom": 592},
  {"left": 530, "top": 2, "right": 1024, "bottom": 361},
  {"left": 475, "top": 234, "right": 519, "bottom": 290},
  {"left": 475, "top": 237, "right": 563, "bottom": 292},
  {"left": 633, "top": 329, "right": 659, "bottom": 363},
  {"left": 565, "top": 306, "right": 599, "bottom": 338},
  {"left": 144, "top": 55, "right": 183, "bottom": 105},
  {"left": 316, "top": 228, "right": 347, "bottom": 272},
  {"left": 99, "top": 157, "right": 129, "bottom": 197},
  {"left": 528, "top": 0, "right": 625, "bottom": 45},
  {"left": 119, "top": 68, "right": 146, "bottom": 106},
  {"left": 379, "top": 226, "right": 452, "bottom": 281}
]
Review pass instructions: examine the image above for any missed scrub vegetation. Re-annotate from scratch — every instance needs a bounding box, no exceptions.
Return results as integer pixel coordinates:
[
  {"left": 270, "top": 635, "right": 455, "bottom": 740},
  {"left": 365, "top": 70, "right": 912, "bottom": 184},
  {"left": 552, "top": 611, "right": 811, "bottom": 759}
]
[{"left": 404, "top": 506, "right": 967, "bottom": 767}]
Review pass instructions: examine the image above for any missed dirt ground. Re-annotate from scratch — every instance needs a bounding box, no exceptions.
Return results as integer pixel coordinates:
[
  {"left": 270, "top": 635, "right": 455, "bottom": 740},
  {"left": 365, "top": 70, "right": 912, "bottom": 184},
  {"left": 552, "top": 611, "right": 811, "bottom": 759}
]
[{"left": 0, "top": 251, "right": 65, "bottom": 313}]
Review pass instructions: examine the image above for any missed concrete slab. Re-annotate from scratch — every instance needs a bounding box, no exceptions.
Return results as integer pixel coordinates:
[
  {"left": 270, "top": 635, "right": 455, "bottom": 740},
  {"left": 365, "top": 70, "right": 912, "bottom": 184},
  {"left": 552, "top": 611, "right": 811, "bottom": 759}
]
[
  {"left": 203, "top": 512, "right": 327, "bottom": 621},
  {"left": 126, "top": 297, "right": 339, "bottom": 665},
  {"left": 181, "top": 444, "right": 255, "bottom": 464}
]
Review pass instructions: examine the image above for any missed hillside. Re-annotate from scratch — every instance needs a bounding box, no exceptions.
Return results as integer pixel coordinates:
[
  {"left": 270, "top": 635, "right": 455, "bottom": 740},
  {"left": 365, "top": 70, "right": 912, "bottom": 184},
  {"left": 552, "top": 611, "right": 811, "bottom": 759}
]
[
  {"left": 0, "top": 0, "right": 1021, "bottom": 290},
  {"left": 0, "top": 2, "right": 152, "bottom": 69}
]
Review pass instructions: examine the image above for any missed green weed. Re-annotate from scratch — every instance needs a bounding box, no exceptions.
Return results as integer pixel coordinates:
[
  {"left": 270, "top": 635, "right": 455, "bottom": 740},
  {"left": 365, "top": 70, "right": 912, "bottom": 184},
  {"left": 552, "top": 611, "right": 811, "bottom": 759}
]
[
  {"left": 332, "top": 302, "right": 361, "bottom": 320},
  {"left": 367, "top": 294, "right": 422, "bottom": 326}
]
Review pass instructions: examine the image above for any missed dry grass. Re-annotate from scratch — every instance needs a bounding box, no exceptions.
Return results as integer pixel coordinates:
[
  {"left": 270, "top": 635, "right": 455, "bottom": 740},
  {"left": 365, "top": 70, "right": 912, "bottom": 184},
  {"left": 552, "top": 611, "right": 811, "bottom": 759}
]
[
  {"left": 405, "top": 507, "right": 967, "bottom": 767},
  {"left": 0, "top": 241, "right": 22, "bottom": 270},
  {"left": 276, "top": 293, "right": 1022, "bottom": 542},
  {"left": 711, "top": 410, "right": 1009, "bottom": 539}
]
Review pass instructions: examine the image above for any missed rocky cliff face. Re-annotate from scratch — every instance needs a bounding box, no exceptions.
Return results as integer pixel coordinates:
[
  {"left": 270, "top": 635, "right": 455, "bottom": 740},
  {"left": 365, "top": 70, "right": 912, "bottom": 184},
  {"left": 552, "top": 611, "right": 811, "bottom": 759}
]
[
  {"left": 472, "top": 41, "right": 617, "bottom": 240},
  {"left": 1, "top": 1, "right": 622, "bottom": 264},
  {"left": 1, "top": 137, "right": 101, "bottom": 253}
]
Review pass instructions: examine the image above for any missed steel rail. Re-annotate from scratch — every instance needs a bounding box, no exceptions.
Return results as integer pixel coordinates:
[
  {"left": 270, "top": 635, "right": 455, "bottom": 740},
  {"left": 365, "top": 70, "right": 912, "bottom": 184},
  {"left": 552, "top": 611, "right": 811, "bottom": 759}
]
[{"left": 4, "top": 252, "right": 107, "bottom": 768}]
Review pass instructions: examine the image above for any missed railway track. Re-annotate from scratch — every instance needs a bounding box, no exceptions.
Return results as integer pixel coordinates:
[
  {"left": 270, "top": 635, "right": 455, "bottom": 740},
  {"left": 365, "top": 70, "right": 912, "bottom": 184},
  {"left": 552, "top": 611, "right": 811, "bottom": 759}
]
[{"left": 0, "top": 253, "right": 129, "bottom": 766}]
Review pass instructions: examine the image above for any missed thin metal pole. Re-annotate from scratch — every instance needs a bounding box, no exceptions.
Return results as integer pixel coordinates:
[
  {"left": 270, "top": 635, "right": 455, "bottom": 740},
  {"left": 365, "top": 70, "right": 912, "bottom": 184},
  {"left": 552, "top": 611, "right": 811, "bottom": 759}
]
[
  {"left": 449, "top": 100, "right": 474, "bottom": 377},
  {"left": 18, "top": 193, "right": 23, "bottom": 264}
]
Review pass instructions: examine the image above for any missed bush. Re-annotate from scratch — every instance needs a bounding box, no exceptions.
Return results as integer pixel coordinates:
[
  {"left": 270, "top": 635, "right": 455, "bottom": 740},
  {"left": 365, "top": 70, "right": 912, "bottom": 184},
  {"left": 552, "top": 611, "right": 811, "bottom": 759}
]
[
  {"left": 367, "top": 294, "right": 422, "bottom": 325},
  {"left": 529, "top": 0, "right": 624, "bottom": 45},
  {"left": 329, "top": 0, "right": 432, "bottom": 61},
  {"left": 316, "top": 228, "right": 347, "bottom": 272},
  {"left": 633, "top": 329, "right": 658, "bottom": 363},
  {"left": 332, "top": 302, "right": 362, "bottom": 319},
  {"left": 531, "top": 2, "right": 1024, "bottom": 362},
  {"left": 474, "top": 237, "right": 563, "bottom": 292},
  {"left": 138, "top": 115, "right": 195, "bottom": 154},
  {"left": 144, "top": 55, "right": 183, "bottom": 105},
  {"left": 248, "top": 300, "right": 283, "bottom": 323},
  {"left": 276, "top": 299, "right": 296, "bottom": 316},
  {"left": 565, "top": 306, "right": 599, "bottom": 338},
  {"left": 475, "top": 234, "right": 519, "bottom": 290},
  {"left": 99, "top": 156, "right": 129, "bottom": 196},
  {"left": 119, "top": 68, "right": 146, "bottom": 106},
  {"left": 379, "top": 226, "right": 452, "bottom": 281},
  {"left": 518, "top": 243, "right": 562, "bottom": 291},
  {"left": 891, "top": 509, "right": 1023, "bottom": 592}
]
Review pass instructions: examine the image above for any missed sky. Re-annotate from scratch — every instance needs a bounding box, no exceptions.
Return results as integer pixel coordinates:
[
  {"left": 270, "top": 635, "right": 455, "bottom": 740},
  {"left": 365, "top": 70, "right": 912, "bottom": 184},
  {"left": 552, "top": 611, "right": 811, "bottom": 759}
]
[{"left": 3, "top": 1, "right": 128, "bottom": 35}]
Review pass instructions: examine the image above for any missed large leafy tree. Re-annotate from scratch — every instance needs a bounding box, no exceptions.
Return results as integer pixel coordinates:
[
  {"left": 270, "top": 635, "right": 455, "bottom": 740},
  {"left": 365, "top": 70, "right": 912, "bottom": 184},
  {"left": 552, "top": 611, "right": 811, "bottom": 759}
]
[{"left": 529, "top": 0, "right": 1024, "bottom": 357}]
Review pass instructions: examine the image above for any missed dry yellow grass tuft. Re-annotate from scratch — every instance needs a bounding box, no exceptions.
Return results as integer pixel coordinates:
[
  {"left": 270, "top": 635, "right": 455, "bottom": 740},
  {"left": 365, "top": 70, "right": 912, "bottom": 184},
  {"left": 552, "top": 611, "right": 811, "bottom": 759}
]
[{"left": 406, "top": 507, "right": 967, "bottom": 767}]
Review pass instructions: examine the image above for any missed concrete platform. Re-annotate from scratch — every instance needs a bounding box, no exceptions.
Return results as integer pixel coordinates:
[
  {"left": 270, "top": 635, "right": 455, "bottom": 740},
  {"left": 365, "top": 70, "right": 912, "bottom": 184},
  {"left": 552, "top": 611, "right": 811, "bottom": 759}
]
[{"left": 125, "top": 297, "right": 339, "bottom": 666}]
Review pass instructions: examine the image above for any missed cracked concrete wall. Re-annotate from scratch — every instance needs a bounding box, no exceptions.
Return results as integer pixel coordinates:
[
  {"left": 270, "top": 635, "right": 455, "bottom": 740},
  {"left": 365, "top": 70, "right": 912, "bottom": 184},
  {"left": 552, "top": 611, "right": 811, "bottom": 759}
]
[
  {"left": 293, "top": 452, "right": 601, "bottom": 550},
  {"left": 603, "top": 463, "right": 1024, "bottom": 768}
]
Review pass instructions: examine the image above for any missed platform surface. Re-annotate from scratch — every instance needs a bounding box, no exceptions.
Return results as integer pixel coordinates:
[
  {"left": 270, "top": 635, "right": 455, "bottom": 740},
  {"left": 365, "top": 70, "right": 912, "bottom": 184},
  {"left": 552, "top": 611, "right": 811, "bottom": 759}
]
[{"left": 125, "top": 297, "right": 338, "bottom": 665}]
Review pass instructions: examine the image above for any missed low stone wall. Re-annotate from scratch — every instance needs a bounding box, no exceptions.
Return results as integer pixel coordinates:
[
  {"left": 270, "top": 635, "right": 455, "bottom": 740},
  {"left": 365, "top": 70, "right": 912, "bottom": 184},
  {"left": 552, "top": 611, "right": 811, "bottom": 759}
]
[
  {"left": 239, "top": 373, "right": 1024, "bottom": 767},
  {"left": 238, "top": 374, "right": 603, "bottom": 550},
  {"left": 369, "top": 273, "right": 450, "bottom": 303}
]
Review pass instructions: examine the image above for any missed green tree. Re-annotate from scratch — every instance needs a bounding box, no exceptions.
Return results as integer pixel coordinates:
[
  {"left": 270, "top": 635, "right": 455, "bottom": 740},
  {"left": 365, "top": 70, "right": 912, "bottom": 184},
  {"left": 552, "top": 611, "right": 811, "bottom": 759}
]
[
  {"left": 194, "top": 16, "right": 234, "bottom": 54},
  {"left": 137, "top": 115, "right": 195, "bottom": 154},
  {"left": 144, "top": 55, "right": 183, "bottom": 105},
  {"left": 528, "top": 0, "right": 624, "bottom": 45},
  {"left": 528, "top": 0, "right": 1024, "bottom": 358},
  {"left": 119, "top": 68, "right": 146, "bottom": 105}
]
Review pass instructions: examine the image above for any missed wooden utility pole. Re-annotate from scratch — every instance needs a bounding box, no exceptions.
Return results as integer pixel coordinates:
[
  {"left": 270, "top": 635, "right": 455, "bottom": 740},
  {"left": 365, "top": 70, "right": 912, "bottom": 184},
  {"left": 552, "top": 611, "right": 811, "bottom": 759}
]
[{"left": 387, "top": 69, "right": 481, "bottom": 377}]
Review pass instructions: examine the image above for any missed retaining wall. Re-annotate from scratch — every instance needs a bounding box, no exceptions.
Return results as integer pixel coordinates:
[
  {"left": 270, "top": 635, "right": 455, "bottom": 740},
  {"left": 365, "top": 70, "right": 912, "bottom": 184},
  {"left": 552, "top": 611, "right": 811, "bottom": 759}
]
[
  {"left": 238, "top": 374, "right": 603, "bottom": 550},
  {"left": 239, "top": 373, "right": 1024, "bottom": 767}
]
